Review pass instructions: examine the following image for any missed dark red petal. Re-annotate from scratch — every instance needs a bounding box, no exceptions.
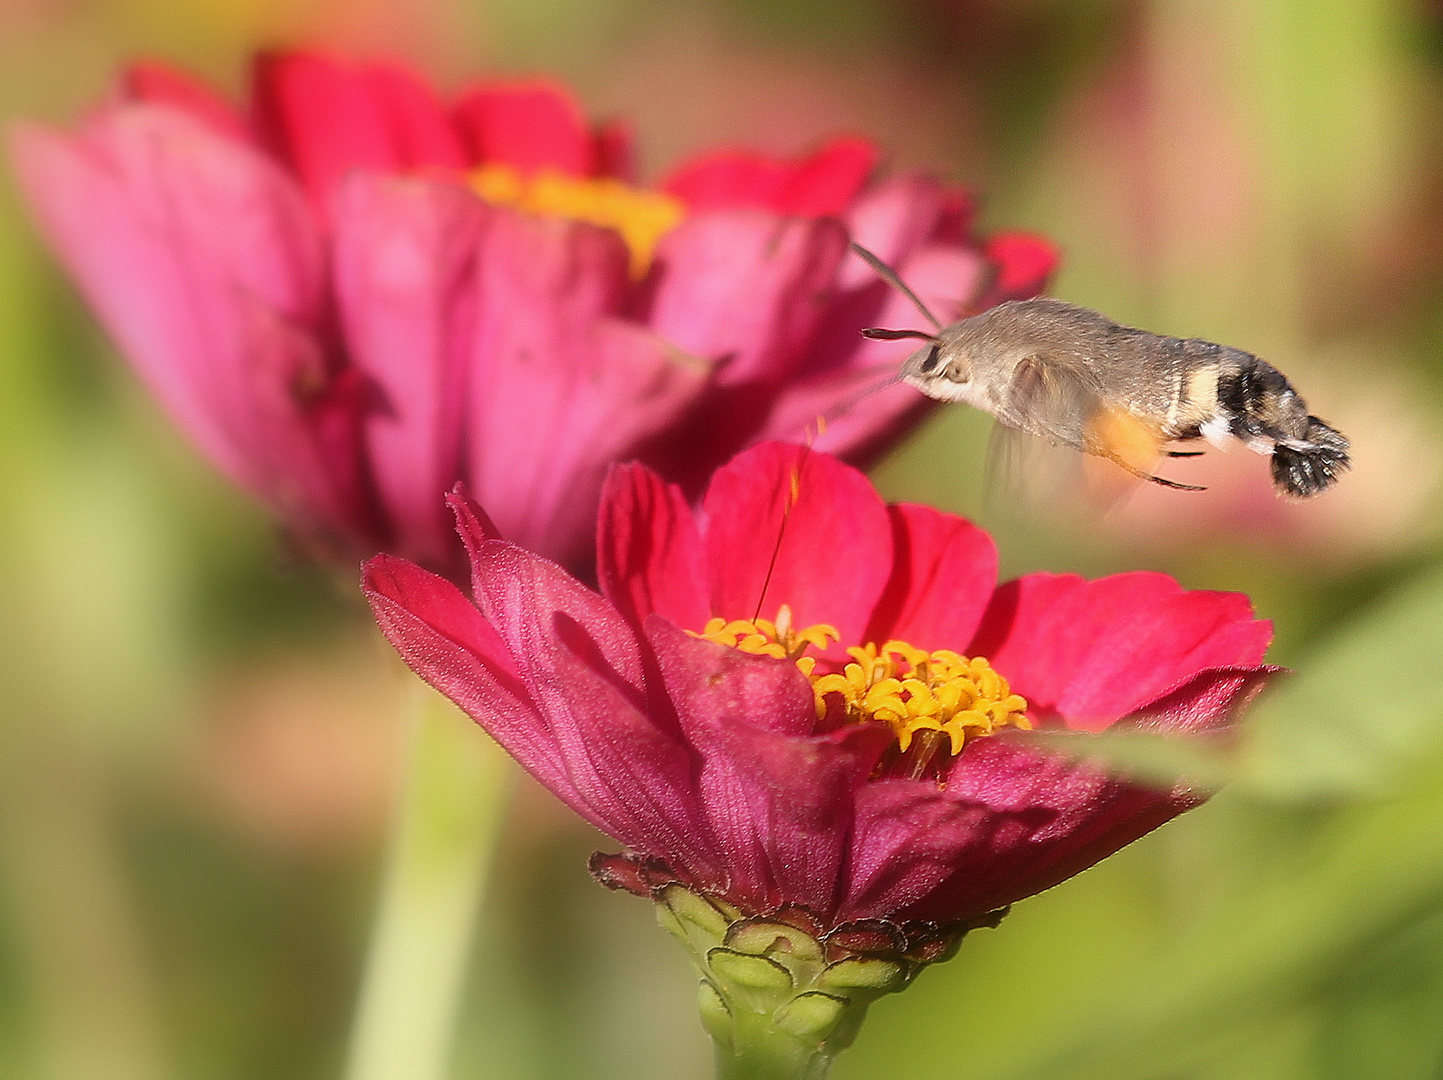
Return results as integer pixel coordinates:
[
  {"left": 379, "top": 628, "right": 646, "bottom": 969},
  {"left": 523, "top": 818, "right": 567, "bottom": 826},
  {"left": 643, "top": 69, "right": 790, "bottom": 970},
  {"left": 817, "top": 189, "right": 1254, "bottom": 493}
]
[
  {"left": 120, "top": 61, "right": 251, "bottom": 142},
  {"left": 661, "top": 136, "right": 877, "bottom": 217},
  {"left": 1125, "top": 665, "right": 1279, "bottom": 735},
  {"left": 844, "top": 739, "right": 1191, "bottom": 924},
  {"left": 364, "top": 553, "right": 649, "bottom": 845},
  {"left": 330, "top": 173, "right": 484, "bottom": 566},
  {"left": 981, "top": 231, "right": 1059, "bottom": 303},
  {"left": 252, "top": 51, "right": 403, "bottom": 203},
  {"left": 597, "top": 462, "right": 711, "bottom": 632},
  {"left": 647, "top": 617, "right": 889, "bottom": 916},
  {"left": 464, "top": 542, "right": 722, "bottom": 878},
  {"left": 592, "top": 119, "right": 634, "bottom": 181},
  {"left": 359, "top": 62, "right": 469, "bottom": 172},
  {"left": 850, "top": 665, "right": 1270, "bottom": 924},
  {"left": 453, "top": 79, "right": 593, "bottom": 176},
  {"left": 864, "top": 503, "right": 998, "bottom": 650},
  {"left": 701, "top": 442, "right": 893, "bottom": 647}
]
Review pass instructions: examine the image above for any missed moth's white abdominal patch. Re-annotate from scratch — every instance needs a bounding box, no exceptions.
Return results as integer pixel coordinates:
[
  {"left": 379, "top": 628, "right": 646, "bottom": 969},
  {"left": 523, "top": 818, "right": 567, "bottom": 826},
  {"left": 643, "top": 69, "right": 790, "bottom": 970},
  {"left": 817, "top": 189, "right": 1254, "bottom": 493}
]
[{"left": 1200, "top": 415, "right": 1232, "bottom": 448}]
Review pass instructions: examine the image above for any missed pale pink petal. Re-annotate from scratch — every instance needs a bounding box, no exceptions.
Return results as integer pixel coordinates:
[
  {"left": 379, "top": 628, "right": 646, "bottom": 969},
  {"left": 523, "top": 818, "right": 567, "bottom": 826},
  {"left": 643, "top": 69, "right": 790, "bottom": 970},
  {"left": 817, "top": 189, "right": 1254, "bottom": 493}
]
[
  {"left": 331, "top": 173, "right": 487, "bottom": 565},
  {"left": 647, "top": 210, "right": 849, "bottom": 386}
]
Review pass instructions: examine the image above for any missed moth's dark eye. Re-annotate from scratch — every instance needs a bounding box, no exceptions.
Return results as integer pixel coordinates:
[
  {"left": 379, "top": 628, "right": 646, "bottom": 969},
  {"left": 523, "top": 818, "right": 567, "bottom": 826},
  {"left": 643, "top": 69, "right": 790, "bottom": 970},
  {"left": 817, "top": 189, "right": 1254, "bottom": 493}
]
[{"left": 920, "top": 344, "right": 942, "bottom": 373}]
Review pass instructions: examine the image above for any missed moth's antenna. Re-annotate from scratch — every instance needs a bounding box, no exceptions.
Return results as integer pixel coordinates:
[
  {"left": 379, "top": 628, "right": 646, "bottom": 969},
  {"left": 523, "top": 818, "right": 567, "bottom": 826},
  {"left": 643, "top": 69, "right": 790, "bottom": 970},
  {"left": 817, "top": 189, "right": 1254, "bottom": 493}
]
[
  {"left": 861, "top": 327, "right": 936, "bottom": 342},
  {"left": 850, "top": 242, "right": 944, "bottom": 332}
]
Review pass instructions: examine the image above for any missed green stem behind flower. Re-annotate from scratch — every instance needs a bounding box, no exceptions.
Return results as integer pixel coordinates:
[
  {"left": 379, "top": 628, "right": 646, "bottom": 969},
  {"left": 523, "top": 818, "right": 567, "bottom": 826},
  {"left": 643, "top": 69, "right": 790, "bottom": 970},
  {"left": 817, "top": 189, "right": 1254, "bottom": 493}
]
[{"left": 343, "top": 674, "right": 513, "bottom": 1080}]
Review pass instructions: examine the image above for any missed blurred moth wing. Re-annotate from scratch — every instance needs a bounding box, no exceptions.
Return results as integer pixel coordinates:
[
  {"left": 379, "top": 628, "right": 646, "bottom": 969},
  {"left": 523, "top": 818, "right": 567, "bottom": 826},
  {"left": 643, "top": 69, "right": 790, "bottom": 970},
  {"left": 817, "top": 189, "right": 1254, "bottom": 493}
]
[{"left": 981, "top": 354, "right": 1188, "bottom": 515}]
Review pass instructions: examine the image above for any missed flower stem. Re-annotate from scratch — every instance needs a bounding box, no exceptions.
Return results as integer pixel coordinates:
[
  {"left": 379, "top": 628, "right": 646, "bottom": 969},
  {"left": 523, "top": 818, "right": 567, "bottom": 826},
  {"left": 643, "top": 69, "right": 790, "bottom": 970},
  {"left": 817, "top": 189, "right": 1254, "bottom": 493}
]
[{"left": 343, "top": 674, "right": 513, "bottom": 1080}]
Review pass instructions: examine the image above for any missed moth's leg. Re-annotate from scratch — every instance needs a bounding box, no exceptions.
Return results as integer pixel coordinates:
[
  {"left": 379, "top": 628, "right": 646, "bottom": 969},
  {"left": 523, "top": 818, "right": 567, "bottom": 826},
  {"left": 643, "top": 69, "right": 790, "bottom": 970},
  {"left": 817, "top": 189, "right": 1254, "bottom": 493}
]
[{"left": 1103, "top": 450, "right": 1207, "bottom": 492}]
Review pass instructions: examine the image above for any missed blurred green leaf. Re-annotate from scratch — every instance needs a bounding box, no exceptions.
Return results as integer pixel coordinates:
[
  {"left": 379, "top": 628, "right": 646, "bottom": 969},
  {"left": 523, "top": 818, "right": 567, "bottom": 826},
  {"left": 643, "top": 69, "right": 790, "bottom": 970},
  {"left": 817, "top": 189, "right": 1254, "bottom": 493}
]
[{"left": 1239, "top": 559, "right": 1443, "bottom": 799}]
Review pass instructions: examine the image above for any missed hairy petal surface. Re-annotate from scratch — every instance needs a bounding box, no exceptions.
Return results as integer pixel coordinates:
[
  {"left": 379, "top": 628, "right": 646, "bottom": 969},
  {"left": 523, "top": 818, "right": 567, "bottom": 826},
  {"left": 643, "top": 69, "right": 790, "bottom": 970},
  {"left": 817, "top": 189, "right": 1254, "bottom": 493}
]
[{"left": 466, "top": 543, "right": 721, "bottom": 876}]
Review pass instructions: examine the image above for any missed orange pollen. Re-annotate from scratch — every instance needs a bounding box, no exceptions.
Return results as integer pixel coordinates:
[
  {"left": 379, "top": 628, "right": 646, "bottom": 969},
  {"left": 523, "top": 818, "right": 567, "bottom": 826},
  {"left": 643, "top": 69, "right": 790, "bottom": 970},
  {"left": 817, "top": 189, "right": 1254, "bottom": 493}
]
[
  {"left": 694, "top": 607, "right": 1031, "bottom": 757},
  {"left": 470, "top": 163, "right": 685, "bottom": 277}
]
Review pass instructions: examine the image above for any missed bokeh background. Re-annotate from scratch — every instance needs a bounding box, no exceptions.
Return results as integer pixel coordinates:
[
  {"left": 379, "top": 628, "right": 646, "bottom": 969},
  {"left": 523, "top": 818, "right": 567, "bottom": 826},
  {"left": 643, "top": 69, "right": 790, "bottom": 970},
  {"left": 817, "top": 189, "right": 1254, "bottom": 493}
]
[{"left": 3, "top": 0, "right": 1443, "bottom": 1077}]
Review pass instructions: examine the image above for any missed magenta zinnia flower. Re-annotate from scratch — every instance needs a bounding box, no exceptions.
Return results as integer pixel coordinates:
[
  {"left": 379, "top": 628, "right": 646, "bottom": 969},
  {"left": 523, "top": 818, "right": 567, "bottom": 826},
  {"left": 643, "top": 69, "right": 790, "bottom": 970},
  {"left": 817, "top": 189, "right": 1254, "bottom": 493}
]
[
  {"left": 363, "top": 442, "right": 1273, "bottom": 1071},
  {"left": 10, "top": 51, "right": 1054, "bottom": 574}
]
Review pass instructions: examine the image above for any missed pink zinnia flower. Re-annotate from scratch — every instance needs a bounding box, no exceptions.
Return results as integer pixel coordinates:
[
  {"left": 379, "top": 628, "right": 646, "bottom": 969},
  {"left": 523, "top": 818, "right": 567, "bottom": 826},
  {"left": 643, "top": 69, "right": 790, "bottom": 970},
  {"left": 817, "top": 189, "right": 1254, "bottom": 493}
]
[
  {"left": 365, "top": 440, "right": 1271, "bottom": 956},
  {"left": 9, "top": 51, "right": 1055, "bottom": 575}
]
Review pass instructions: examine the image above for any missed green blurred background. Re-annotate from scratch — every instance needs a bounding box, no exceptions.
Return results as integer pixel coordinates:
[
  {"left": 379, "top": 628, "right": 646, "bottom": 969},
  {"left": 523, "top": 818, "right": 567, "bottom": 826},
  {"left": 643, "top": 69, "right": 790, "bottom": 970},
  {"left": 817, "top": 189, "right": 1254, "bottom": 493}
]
[{"left": 3, "top": 0, "right": 1443, "bottom": 1077}]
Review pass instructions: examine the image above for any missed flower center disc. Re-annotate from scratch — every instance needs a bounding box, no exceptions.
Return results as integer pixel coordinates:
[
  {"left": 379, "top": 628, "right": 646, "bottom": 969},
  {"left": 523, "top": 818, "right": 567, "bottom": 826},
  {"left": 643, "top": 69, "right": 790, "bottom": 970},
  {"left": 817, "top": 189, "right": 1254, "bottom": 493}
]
[
  {"left": 471, "top": 164, "right": 684, "bottom": 276},
  {"left": 697, "top": 607, "right": 1030, "bottom": 773}
]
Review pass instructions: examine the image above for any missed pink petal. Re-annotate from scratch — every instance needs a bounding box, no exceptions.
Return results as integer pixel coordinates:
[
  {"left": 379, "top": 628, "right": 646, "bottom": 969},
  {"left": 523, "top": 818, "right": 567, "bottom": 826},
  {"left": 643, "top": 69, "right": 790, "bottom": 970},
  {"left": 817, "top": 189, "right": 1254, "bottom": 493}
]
[
  {"left": 463, "top": 210, "right": 706, "bottom": 569},
  {"left": 330, "top": 173, "right": 486, "bottom": 566},
  {"left": 977, "top": 571, "right": 1271, "bottom": 729},
  {"left": 453, "top": 79, "right": 594, "bottom": 176},
  {"left": 648, "top": 210, "right": 849, "bottom": 386},
  {"left": 755, "top": 372, "right": 933, "bottom": 471},
  {"left": 120, "top": 61, "right": 251, "bottom": 143},
  {"left": 647, "top": 618, "right": 889, "bottom": 915},
  {"left": 864, "top": 503, "right": 998, "bottom": 650},
  {"left": 969, "top": 572, "right": 1086, "bottom": 702},
  {"left": 8, "top": 107, "right": 368, "bottom": 539},
  {"left": 759, "top": 244, "right": 985, "bottom": 463},
  {"left": 834, "top": 174, "right": 950, "bottom": 291},
  {"left": 700, "top": 443, "right": 892, "bottom": 647},
  {"left": 596, "top": 463, "right": 711, "bottom": 632},
  {"left": 467, "top": 542, "right": 721, "bottom": 878}
]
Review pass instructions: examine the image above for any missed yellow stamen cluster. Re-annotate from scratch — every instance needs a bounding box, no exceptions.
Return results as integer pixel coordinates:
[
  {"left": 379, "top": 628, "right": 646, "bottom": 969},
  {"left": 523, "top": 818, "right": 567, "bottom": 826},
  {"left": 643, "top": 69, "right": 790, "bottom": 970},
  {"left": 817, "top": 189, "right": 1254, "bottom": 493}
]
[
  {"left": 814, "top": 642, "right": 1030, "bottom": 755},
  {"left": 695, "top": 606, "right": 839, "bottom": 679},
  {"left": 695, "top": 610, "right": 1030, "bottom": 757},
  {"left": 471, "top": 163, "right": 685, "bottom": 276}
]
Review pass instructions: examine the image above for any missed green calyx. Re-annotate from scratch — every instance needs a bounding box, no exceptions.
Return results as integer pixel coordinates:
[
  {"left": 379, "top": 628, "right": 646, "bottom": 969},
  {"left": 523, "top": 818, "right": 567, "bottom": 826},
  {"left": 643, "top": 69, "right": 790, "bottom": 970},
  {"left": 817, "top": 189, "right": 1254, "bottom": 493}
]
[{"left": 653, "top": 884, "right": 977, "bottom": 1080}]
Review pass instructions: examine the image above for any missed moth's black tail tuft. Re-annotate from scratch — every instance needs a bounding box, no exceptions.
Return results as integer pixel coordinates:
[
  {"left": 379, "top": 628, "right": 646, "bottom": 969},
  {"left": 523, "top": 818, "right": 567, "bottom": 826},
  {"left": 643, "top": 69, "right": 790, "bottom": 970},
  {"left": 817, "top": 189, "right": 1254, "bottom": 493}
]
[{"left": 1271, "top": 417, "right": 1350, "bottom": 497}]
